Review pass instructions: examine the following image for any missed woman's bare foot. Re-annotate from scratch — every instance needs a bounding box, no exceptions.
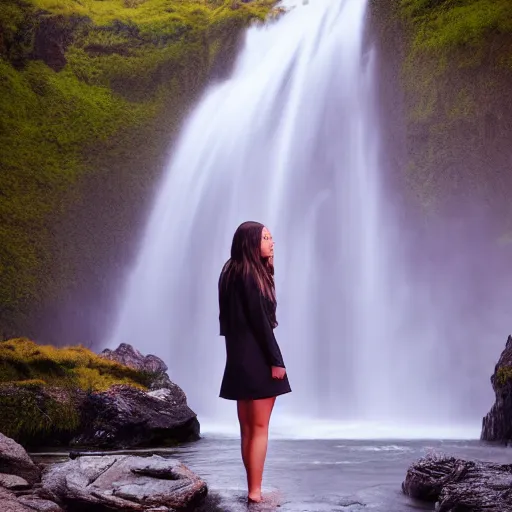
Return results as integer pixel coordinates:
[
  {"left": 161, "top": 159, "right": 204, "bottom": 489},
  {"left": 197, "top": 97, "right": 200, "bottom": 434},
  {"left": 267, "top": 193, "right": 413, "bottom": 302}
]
[{"left": 247, "top": 491, "right": 262, "bottom": 503}]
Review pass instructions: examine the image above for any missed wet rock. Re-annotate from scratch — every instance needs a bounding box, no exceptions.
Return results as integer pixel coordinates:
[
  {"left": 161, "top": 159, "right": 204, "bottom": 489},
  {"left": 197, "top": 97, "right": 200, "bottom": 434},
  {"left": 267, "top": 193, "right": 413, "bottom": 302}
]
[
  {"left": 481, "top": 335, "right": 512, "bottom": 443},
  {"left": 71, "top": 384, "right": 199, "bottom": 449},
  {"left": 0, "top": 433, "right": 41, "bottom": 484},
  {"left": 402, "top": 453, "right": 512, "bottom": 511},
  {"left": 41, "top": 454, "right": 207, "bottom": 511}
]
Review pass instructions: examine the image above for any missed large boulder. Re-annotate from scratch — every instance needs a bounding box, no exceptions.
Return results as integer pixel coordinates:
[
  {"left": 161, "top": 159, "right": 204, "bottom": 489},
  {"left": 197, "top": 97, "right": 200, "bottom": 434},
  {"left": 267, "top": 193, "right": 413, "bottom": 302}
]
[
  {"left": 71, "top": 385, "right": 199, "bottom": 449},
  {"left": 402, "top": 454, "right": 512, "bottom": 511},
  {"left": 0, "top": 433, "right": 41, "bottom": 485},
  {"left": 481, "top": 335, "right": 512, "bottom": 443},
  {"left": 40, "top": 454, "right": 207, "bottom": 511}
]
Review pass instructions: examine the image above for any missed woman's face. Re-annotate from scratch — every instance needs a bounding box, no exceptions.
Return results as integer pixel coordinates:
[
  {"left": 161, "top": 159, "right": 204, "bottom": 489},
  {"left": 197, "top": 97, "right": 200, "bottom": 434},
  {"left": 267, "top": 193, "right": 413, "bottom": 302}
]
[{"left": 260, "top": 227, "right": 274, "bottom": 259}]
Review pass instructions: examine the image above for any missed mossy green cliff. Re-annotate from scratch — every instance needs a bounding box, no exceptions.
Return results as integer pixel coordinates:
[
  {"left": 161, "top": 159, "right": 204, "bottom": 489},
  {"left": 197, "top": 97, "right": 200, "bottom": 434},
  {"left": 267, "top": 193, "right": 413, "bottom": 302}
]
[
  {"left": 397, "top": 0, "right": 512, "bottom": 226},
  {"left": 0, "top": 0, "right": 275, "bottom": 340}
]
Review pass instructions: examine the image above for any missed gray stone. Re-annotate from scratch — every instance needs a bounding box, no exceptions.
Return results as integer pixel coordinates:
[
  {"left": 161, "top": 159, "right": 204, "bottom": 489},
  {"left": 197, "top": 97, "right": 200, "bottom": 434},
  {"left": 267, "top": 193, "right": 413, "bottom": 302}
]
[
  {"left": 99, "top": 343, "right": 175, "bottom": 390},
  {"left": 41, "top": 454, "right": 207, "bottom": 511}
]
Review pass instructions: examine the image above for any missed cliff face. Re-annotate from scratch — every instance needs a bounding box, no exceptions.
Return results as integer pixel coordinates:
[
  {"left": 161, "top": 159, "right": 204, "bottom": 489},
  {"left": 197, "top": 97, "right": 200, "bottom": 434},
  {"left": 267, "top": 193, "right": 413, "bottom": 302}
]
[
  {"left": 400, "top": 0, "right": 512, "bottom": 224},
  {"left": 0, "top": 0, "right": 275, "bottom": 343},
  {"left": 481, "top": 335, "right": 512, "bottom": 443},
  {"left": 371, "top": 0, "right": 512, "bottom": 232}
]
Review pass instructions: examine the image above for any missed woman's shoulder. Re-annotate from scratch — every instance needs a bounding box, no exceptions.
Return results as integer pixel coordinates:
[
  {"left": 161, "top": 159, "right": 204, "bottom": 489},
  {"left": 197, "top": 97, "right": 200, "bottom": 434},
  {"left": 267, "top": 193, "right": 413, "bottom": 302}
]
[
  {"left": 241, "top": 270, "right": 261, "bottom": 292},
  {"left": 220, "top": 268, "right": 249, "bottom": 294},
  {"left": 220, "top": 265, "right": 262, "bottom": 297}
]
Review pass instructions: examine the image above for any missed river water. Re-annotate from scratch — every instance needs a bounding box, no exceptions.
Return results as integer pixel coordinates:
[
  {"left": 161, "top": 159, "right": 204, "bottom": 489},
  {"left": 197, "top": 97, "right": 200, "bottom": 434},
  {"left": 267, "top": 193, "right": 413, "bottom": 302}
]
[
  {"left": 32, "top": 435, "right": 510, "bottom": 511},
  {"left": 168, "top": 435, "right": 509, "bottom": 511}
]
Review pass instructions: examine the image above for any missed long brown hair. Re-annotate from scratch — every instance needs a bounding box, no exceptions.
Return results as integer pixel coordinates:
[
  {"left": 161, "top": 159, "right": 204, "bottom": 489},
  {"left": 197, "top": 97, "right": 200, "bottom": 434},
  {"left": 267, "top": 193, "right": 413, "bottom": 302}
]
[{"left": 219, "top": 220, "right": 277, "bottom": 313}]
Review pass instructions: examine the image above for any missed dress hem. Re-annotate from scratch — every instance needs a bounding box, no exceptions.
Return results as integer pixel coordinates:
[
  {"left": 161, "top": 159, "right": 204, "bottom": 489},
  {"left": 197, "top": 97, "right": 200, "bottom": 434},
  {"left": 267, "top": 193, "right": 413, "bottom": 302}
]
[{"left": 219, "top": 389, "right": 292, "bottom": 401}]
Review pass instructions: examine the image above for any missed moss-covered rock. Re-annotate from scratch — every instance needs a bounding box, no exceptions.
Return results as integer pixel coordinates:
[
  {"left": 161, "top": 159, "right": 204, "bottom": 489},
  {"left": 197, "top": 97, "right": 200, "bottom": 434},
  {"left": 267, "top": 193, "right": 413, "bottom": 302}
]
[
  {"left": 0, "top": 338, "right": 150, "bottom": 445},
  {"left": 0, "top": 338, "right": 151, "bottom": 389},
  {"left": 0, "top": 0, "right": 276, "bottom": 340},
  {"left": 0, "top": 338, "right": 198, "bottom": 448}
]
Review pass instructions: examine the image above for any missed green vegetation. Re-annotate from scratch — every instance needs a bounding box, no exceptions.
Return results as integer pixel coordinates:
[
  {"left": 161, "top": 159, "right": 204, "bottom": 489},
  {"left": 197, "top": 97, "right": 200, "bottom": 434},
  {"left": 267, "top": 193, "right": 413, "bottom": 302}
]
[
  {"left": 29, "top": 0, "right": 273, "bottom": 27},
  {"left": 0, "top": 386, "right": 81, "bottom": 444},
  {"left": 401, "top": 0, "right": 512, "bottom": 54},
  {"left": 0, "top": 0, "right": 275, "bottom": 336},
  {"left": 0, "top": 337, "right": 152, "bottom": 443},
  {"left": 398, "top": 0, "right": 512, "bottom": 218},
  {"left": 0, "top": 384, "right": 80, "bottom": 446},
  {"left": 0, "top": 337, "right": 150, "bottom": 389}
]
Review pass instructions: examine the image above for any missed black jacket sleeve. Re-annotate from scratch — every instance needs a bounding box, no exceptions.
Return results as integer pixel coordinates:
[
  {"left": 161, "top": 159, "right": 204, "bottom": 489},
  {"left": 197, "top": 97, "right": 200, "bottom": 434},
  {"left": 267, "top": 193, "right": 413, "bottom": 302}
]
[{"left": 241, "top": 273, "right": 285, "bottom": 368}]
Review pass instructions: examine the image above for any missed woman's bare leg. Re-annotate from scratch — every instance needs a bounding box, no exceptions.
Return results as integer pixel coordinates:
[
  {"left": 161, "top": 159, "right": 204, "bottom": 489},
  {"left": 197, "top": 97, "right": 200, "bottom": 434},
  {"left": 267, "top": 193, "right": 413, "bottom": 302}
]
[
  {"left": 246, "top": 397, "right": 276, "bottom": 502},
  {"left": 237, "top": 400, "right": 252, "bottom": 472}
]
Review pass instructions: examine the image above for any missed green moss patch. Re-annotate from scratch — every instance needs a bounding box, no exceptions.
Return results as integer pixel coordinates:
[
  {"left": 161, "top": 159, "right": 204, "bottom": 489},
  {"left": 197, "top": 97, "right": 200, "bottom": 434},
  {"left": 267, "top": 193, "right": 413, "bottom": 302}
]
[
  {"left": 0, "top": 385, "right": 81, "bottom": 444},
  {"left": 0, "top": 337, "right": 150, "bottom": 390},
  {"left": 401, "top": 0, "right": 512, "bottom": 56}
]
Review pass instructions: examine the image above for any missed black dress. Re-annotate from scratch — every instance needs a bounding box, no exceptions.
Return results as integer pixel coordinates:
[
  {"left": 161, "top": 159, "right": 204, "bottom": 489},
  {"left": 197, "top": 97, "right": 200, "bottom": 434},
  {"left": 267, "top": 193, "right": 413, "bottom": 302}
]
[{"left": 218, "top": 272, "right": 292, "bottom": 401}]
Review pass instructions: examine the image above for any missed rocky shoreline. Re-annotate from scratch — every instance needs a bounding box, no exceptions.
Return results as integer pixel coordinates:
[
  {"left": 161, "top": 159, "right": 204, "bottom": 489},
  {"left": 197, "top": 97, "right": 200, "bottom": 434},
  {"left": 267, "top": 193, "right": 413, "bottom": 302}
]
[
  {"left": 0, "top": 342, "right": 213, "bottom": 511},
  {"left": 2, "top": 336, "right": 512, "bottom": 511}
]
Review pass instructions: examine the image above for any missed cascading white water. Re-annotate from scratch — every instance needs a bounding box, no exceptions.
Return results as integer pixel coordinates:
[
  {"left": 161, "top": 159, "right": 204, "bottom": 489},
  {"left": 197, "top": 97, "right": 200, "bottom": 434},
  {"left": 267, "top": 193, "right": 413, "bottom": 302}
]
[{"left": 105, "top": 0, "right": 501, "bottom": 438}]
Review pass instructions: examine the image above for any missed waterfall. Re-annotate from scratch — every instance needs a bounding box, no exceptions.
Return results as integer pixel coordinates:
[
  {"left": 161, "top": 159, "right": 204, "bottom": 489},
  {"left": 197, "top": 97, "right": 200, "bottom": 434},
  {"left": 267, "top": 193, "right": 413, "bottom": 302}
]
[{"left": 106, "top": 0, "right": 499, "bottom": 439}]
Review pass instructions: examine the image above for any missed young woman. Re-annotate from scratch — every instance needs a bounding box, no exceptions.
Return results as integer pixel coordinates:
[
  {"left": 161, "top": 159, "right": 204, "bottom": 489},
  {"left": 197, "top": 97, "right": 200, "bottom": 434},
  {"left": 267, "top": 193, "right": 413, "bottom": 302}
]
[{"left": 218, "top": 221, "right": 291, "bottom": 503}]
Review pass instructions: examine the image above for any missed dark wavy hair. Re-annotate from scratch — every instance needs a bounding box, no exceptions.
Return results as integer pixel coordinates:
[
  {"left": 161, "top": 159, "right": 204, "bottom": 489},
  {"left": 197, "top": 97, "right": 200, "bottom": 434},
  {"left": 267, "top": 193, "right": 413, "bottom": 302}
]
[{"left": 219, "top": 221, "right": 277, "bottom": 324}]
